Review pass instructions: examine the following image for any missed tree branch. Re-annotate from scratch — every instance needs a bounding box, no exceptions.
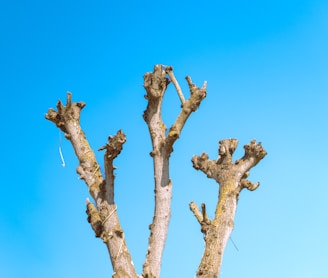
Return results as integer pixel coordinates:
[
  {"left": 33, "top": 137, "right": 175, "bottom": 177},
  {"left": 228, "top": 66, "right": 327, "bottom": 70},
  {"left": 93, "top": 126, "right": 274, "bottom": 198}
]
[
  {"left": 86, "top": 198, "right": 103, "bottom": 237},
  {"left": 46, "top": 93, "right": 138, "bottom": 278},
  {"left": 99, "top": 130, "right": 126, "bottom": 205},
  {"left": 189, "top": 201, "right": 203, "bottom": 225},
  {"left": 142, "top": 65, "right": 206, "bottom": 278},
  {"left": 191, "top": 139, "right": 267, "bottom": 278},
  {"left": 165, "top": 66, "right": 185, "bottom": 104},
  {"left": 165, "top": 75, "right": 207, "bottom": 154},
  {"left": 46, "top": 92, "right": 102, "bottom": 199}
]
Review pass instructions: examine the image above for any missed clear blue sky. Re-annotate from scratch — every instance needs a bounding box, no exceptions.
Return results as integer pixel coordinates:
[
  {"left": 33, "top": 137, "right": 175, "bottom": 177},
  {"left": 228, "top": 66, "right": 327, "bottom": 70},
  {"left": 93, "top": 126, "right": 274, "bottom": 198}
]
[{"left": 1, "top": 0, "right": 327, "bottom": 277}]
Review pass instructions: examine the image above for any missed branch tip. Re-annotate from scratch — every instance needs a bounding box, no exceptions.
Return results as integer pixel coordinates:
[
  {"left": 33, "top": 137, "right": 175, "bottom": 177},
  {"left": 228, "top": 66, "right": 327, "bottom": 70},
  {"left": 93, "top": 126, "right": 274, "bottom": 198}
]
[
  {"left": 189, "top": 201, "right": 203, "bottom": 225},
  {"left": 240, "top": 180, "right": 260, "bottom": 191},
  {"left": 244, "top": 139, "right": 266, "bottom": 157},
  {"left": 201, "top": 203, "right": 210, "bottom": 224},
  {"left": 66, "top": 91, "right": 72, "bottom": 107},
  {"left": 164, "top": 65, "right": 185, "bottom": 104}
]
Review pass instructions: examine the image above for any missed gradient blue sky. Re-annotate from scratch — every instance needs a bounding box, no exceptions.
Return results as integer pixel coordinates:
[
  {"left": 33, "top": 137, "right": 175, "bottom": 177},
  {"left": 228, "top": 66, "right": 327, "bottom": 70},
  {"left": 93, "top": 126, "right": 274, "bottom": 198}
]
[{"left": 1, "top": 0, "right": 327, "bottom": 277}]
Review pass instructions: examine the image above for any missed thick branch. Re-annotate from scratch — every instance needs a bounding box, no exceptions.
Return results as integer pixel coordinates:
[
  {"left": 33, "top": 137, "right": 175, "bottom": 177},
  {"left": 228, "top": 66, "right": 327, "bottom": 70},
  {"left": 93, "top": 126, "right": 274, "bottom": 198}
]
[
  {"left": 142, "top": 65, "right": 206, "bottom": 278},
  {"left": 191, "top": 139, "right": 267, "bottom": 278},
  {"left": 46, "top": 93, "right": 138, "bottom": 278},
  {"left": 46, "top": 92, "right": 102, "bottom": 200},
  {"left": 235, "top": 139, "right": 267, "bottom": 178}
]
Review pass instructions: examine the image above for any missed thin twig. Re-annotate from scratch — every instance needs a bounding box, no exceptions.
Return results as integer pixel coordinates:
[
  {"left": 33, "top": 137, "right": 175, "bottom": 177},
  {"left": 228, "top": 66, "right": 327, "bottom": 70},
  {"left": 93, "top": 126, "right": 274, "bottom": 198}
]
[
  {"left": 165, "top": 66, "right": 185, "bottom": 104},
  {"left": 59, "top": 130, "right": 66, "bottom": 167},
  {"left": 229, "top": 236, "right": 239, "bottom": 252}
]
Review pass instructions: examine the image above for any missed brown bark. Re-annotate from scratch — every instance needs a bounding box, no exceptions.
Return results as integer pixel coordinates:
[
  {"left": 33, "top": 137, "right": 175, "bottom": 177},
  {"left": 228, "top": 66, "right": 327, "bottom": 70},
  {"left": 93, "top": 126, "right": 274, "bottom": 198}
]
[{"left": 190, "top": 139, "right": 267, "bottom": 278}]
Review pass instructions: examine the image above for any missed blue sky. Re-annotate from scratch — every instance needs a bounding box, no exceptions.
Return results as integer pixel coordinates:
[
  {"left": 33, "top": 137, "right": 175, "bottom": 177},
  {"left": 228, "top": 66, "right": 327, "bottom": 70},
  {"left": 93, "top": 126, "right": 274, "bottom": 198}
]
[{"left": 1, "top": 0, "right": 327, "bottom": 277}]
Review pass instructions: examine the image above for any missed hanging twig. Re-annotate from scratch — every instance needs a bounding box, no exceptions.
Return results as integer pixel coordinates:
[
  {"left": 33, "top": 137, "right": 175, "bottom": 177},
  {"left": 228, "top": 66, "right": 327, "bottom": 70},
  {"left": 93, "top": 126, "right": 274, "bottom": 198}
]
[
  {"left": 59, "top": 130, "right": 66, "bottom": 167},
  {"left": 229, "top": 236, "right": 239, "bottom": 252}
]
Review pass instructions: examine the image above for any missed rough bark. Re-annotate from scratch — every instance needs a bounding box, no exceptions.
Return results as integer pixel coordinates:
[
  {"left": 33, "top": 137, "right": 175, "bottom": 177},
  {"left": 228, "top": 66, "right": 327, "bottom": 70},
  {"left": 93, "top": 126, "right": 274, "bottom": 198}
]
[
  {"left": 142, "top": 65, "right": 206, "bottom": 278},
  {"left": 45, "top": 93, "right": 139, "bottom": 278},
  {"left": 45, "top": 66, "right": 266, "bottom": 278},
  {"left": 45, "top": 65, "right": 207, "bottom": 278},
  {"left": 190, "top": 139, "right": 267, "bottom": 278}
]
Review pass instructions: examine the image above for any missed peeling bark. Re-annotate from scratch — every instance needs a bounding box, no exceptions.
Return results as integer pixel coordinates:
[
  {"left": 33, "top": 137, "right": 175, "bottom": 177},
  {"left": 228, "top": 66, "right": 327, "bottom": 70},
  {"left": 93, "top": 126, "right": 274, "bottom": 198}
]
[{"left": 191, "top": 139, "right": 267, "bottom": 278}]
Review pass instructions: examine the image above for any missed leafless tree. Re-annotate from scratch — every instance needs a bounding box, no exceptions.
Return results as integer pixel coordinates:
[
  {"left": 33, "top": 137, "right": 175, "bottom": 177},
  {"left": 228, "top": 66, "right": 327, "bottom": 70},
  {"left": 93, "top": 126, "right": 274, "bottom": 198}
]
[{"left": 46, "top": 65, "right": 266, "bottom": 278}]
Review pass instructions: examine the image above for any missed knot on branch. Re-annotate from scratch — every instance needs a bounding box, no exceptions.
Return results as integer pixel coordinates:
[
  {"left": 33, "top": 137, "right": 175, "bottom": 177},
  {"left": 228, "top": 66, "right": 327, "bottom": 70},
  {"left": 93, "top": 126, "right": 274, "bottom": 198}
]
[
  {"left": 243, "top": 139, "right": 267, "bottom": 161},
  {"left": 240, "top": 179, "right": 260, "bottom": 191},
  {"left": 143, "top": 65, "right": 169, "bottom": 124},
  {"left": 86, "top": 199, "right": 103, "bottom": 237},
  {"left": 167, "top": 126, "right": 179, "bottom": 139},
  {"left": 184, "top": 76, "right": 207, "bottom": 113},
  {"left": 192, "top": 153, "right": 217, "bottom": 179},
  {"left": 143, "top": 65, "right": 169, "bottom": 99},
  {"left": 99, "top": 130, "right": 126, "bottom": 160},
  {"left": 192, "top": 139, "right": 267, "bottom": 190},
  {"left": 234, "top": 140, "right": 267, "bottom": 188},
  {"left": 217, "top": 139, "right": 238, "bottom": 165},
  {"left": 45, "top": 92, "right": 86, "bottom": 133},
  {"left": 76, "top": 165, "right": 87, "bottom": 181},
  {"left": 192, "top": 153, "right": 209, "bottom": 169}
]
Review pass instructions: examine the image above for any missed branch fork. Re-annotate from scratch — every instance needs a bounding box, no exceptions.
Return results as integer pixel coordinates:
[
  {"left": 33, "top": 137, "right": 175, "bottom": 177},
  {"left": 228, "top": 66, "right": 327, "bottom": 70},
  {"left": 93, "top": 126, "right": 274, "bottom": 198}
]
[
  {"left": 46, "top": 94, "right": 138, "bottom": 278},
  {"left": 46, "top": 65, "right": 207, "bottom": 278},
  {"left": 142, "top": 65, "right": 206, "bottom": 278},
  {"left": 46, "top": 67, "right": 266, "bottom": 278},
  {"left": 190, "top": 139, "right": 267, "bottom": 277}
]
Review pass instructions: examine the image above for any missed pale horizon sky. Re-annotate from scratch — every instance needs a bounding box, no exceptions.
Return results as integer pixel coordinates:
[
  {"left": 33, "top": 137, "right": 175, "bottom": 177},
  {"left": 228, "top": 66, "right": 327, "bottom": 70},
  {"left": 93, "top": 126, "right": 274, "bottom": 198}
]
[{"left": 1, "top": 1, "right": 327, "bottom": 277}]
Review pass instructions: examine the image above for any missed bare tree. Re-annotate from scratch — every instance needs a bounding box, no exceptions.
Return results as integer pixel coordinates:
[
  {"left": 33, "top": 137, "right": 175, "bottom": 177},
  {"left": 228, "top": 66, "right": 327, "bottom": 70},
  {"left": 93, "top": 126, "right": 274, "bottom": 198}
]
[{"left": 45, "top": 65, "right": 266, "bottom": 278}]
